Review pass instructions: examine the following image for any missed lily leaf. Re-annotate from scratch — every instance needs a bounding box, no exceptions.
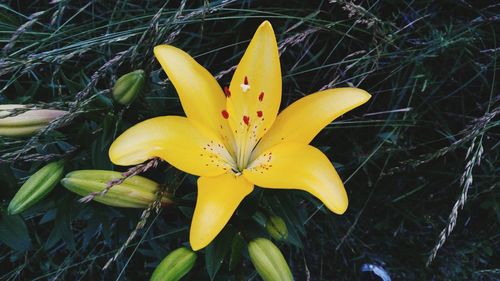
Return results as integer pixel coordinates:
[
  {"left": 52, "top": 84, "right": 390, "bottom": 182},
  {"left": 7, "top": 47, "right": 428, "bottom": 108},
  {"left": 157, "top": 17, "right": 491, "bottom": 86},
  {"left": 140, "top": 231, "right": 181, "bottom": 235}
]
[
  {"left": 205, "top": 227, "right": 234, "bottom": 280},
  {"left": 229, "top": 232, "right": 245, "bottom": 272},
  {"left": 0, "top": 210, "right": 31, "bottom": 251}
]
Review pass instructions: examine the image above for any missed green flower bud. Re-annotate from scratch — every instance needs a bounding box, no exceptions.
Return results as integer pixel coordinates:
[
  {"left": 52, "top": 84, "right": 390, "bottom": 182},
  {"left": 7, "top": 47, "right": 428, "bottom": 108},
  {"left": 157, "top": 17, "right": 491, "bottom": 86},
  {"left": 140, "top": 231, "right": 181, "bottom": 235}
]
[
  {"left": 150, "top": 247, "right": 197, "bottom": 281},
  {"left": 61, "top": 170, "right": 173, "bottom": 208},
  {"left": 112, "top": 70, "right": 145, "bottom": 105},
  {"left": 248, "top": 238, "right": 294, "bottom": 281},
  {"left": 8, "top": 161, "right": 65, "bottom": 215},
  {"left": 265, "top": 215, "right": 288, "bottom": 241},
  {"left": 0, "top": 104, "right": 67, "bottom": 137}
]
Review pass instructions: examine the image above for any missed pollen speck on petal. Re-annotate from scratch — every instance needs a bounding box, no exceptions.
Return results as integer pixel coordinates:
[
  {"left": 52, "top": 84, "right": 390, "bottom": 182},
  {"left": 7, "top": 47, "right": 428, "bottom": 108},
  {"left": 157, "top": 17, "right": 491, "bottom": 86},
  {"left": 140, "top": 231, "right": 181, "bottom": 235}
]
[
  {"left": 243, "top": 115, "right": 250, "bottom": 125},
  {"left": 224, "top": 86, "right": 231, "bottom": 97},
  {"left": 258, "top": 91, "right": 264, "bottom": 101}
]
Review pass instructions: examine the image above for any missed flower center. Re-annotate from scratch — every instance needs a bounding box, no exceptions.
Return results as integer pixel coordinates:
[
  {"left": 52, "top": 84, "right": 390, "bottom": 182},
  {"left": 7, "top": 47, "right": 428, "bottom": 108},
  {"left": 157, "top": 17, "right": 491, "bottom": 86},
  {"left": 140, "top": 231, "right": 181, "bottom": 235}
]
[
  {"left": 220, "top": 75, "right": 268, "bottom": 172},
  {"left": 201, "top": 140, "right": 238, "bottom": 172}
]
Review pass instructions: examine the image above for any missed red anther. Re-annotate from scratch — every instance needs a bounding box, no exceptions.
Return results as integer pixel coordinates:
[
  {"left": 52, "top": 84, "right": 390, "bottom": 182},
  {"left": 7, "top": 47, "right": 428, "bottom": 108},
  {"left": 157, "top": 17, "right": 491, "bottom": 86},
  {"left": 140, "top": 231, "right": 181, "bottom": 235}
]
[
  {"left": 221, "top": 110, "right": 229, "bottom": 119},
  {"left": 223, "top": 86, "right": 231, "bottom": 97},
  {"left": 244, "top": 76, "right": 249, "bottom": 85},
  {"left": 258, "top": 91, "right": 264, "bottom": 101},
  {"left": 243, "top": 115, "right": 250, "bottom": 125},
  {"left": 257, "top": 110, "right": 263, "bottom": 118}
]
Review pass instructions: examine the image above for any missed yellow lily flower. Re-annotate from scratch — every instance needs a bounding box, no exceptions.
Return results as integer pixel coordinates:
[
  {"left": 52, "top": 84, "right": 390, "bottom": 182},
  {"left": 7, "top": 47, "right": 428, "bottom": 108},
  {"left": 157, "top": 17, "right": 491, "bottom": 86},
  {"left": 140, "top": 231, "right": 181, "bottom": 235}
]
[{"left": 109, "top": 21, "right": 371, "bottom": 251}]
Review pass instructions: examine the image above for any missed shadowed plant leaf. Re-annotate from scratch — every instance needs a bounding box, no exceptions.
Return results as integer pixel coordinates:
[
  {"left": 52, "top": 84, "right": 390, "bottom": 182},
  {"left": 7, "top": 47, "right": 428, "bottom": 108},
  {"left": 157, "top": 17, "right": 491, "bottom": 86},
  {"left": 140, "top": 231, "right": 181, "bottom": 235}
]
[{"left": 0, "top": 210, "right": 31, "bottom": 251}]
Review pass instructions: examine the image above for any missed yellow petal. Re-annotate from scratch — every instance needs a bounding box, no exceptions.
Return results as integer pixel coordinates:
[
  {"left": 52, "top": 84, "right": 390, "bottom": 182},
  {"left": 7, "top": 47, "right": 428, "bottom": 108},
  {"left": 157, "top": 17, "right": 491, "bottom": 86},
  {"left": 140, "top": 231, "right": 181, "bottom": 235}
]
[
  {"left": 154, "top": 45, "right": 236, "bottom": 154},
  {"left": 243, "top": 142, "right": 348, "bottom": 214},
  {"left": 190, "top": 173, "right": 253, "bottom": 250},
  {"left": 109, "top": 116, "right": 235, "bottom": 177},
  {"left": 253, "top": 88, "right": 371, "bottom": 157},
  {"left": 226, "top": 21, "right": 281, "bottom": 168}
]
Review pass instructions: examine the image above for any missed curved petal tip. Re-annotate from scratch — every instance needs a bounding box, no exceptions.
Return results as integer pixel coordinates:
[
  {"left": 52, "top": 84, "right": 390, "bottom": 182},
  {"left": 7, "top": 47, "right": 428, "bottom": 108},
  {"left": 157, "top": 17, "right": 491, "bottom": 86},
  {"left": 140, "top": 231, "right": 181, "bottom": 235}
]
[
  {"left": 257, "top": 20, "right": 274, "bottom": 35},
  {"left": 153, "top": 44, "right": 174, "bottom": 56},
  {"left": 353, "top": 87, "right": 372, "bottom": 102},
  {"left": 259, "top": 20, "right": 272, "bottom": 28}
]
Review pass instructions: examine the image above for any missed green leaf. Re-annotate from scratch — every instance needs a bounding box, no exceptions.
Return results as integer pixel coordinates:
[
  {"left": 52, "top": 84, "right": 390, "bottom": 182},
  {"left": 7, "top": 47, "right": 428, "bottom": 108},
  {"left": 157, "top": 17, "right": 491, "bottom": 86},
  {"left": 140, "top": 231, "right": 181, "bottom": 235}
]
[
  {"left": 229, "top": 232, "right": 245, "bottom": 272},
  {"left": 205, "top": 227, "right": 234, "bottom": 280},
  {"left": 61, "top": 71, "right": 83, "bottom": 96},
  {"left": 0, "top": 210, "right": 31, "bottom": 251},
  {"left": 268, "top": 194, "right": 304, "bottom": 247},
  {"left": 90, "top": 114, "right": 115, "bottom": 170},
  {"left": 44, "top": 198, "right": 76, "bottom": 251}
]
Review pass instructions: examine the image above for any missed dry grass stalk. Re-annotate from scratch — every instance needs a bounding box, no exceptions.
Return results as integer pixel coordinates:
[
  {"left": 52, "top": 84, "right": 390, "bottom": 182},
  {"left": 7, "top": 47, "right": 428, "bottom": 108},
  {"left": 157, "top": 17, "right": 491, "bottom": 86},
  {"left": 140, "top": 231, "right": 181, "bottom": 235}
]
[
  {"left": 426, "top": 136, "right": 484, "bottom": 266},
  {"left": 3, "top": 10, "right": 47, "bottom": 54},
  {"left": 386, "top": 105, "right": 499, "bottom": 176},
  {"left": 79, "top": 158, "right": 161, "bottom": 203},
  {"left": 426, "top": 105, "right": 498, "bottom": 265},
  {"left": 102, "top": 184, "right": 167, "bottom": 270}
]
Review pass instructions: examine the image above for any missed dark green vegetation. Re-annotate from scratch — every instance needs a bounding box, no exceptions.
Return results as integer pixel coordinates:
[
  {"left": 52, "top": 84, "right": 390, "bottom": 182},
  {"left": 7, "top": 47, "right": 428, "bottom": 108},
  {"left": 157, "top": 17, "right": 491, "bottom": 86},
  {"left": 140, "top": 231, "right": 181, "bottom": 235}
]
[{"left": 0, "top": 1, "right": 498, "bottom": 280}]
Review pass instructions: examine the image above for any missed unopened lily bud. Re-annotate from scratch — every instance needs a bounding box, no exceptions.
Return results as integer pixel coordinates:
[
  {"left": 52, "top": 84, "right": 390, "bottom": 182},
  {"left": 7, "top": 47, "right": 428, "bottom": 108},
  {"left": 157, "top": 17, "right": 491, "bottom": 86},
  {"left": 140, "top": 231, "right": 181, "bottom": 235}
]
[
  {"left": 248, "top": 238, "right": 294, "bottom": 281},
  {"left": 0, "top": 104, "right": 67, "bottom": 137},
  {"left": 266, "top": 215, "right": 288, "bottom": 241},
  {"left": 8, "top": 161, "right": 65, "bottom": 215},
  {"left": 112, "top": 70, "right": 145, "bottom": 105},
  {"left": 150, "top": 247, "right": 197, "bottom": 281},
  {"left": 61, "top": 170, "right": 173, "bottom": 208}
]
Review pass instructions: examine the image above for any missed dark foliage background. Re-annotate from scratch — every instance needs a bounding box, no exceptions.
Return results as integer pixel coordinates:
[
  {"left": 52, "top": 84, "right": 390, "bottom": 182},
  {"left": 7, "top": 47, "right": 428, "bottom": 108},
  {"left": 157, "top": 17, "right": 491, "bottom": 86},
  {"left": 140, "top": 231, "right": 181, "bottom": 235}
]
[{"left": 0, "top": 0, "right": 498, "bottom": 280}]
